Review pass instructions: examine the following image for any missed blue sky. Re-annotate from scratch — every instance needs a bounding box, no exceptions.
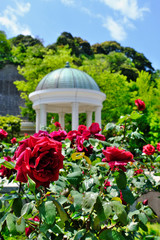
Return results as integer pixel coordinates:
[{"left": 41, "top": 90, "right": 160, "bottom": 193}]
[{"left": 0, "top": 0, "right": 159, "bottom": 70}]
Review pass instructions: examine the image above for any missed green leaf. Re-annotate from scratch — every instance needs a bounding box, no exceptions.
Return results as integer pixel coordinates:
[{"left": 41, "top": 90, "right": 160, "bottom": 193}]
[
  {"left": 0, "top": 212, "right": 9, "bottom": 232},
  {"left": 89, "top": 138, "right": 99, "bottom": 147},
  {"left": 138, "top": 212, "right": 148, "bottom": 224},
  {"left": 21, "top": 202, "right": 34, "bottom": 218},
  {"left": 70, "top": 190, "right": 83, "bottom": 211},
  {"left": 154, "top": 172, "right": 160, "bottom": 176},
  {"left": 37, "top": 233, "right": 48, "bottom": 240},
  {"left": 0, "top": 158, "right": 15, "bottom": 169},
  {"left": 116, "top": 171, "right": 127, "bottom": 190},
  {"left": 139, "top": 221, "right": 148, "bottom": 231},
  {"left": 53, "top": 199, "right": 69, "bottom": 224},
  {"left": 130, "top": 111, "right": 142, "bottom": 120},
  {"left": 39, "top": 201, "right": 56, "bottom": 225},
  {"left": 73, "top": 229, "right": 86, "bottom": 240},
  {"left": 12, "top": 197, "right": 22, "bottom": 217},
  {"left": 111, "top": 201, "right": 128, "bottom": 225},
  {"left": 103, "top": 203, "right": 112, "bottom": 219},
  {"left": 82, "top": 178, "right": 95, "bottom": 191},
  {"left": 121, "top": 188, "right": 135, "bottom": 204},
  {"left": 28, "top": 175, "right": 36, "bottom": 193},
  {"left": 0, "top": 193, "right": 19, "bottom": 201},
  {"left": 99, "top": 229, "right": 125, "bottom": 240},
  {"left": 144, "top": 208, "right": 153, "bottom": 217},
  {"left": 155, "top": 155, "right": 160, "bottom": 162},
  {"left": 82, "top": 192, "right": 98, "bottom": 214},
  {"left": 16, "top": 216, "right": 25, "bottom": 233},
  {"left": 84, "top": 232, "right": 99, "bottom": 239},
  {"left": 128, "top": 222, "right": 138, "bottom": 232},
  {"left": 94, "top": 196, "right": 107, "bottom": 222},
  {"left": 67, "top": 171, "right": 82, "bottom": 186},
  {"left": 6, "top": 213, "right": 17, "bottom": 233}
]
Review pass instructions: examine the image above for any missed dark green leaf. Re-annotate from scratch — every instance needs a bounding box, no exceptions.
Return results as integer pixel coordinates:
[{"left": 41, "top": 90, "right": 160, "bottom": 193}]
[
  {"left": 121, "top": 188, "right": 135, "bottom": 204},
  {"left": 139, "top": 221, "right": 148, "bottom": 231},
  {"left": 12, "top": 197, "right": 22, "bottom": 217},
  {"left": 21, "top": 202, "right": 34, "bottom": 218},
  {"left": 70, "top": 190, "right": 83, "bottom": 211},
  {"left": 99, "top": 229, "right": 125, "bottom": 240},
  {"left": 111, "top": 201, "right": 128, "bottom": 225},
  {"left": 53, "top": 199, "right": 69, "bottom": 224},
  {"left": 39, "top": 201, "right": 56, "bottom": 225},
  {"left": 138, "top": 212, "right": 148, "bottom": 224},
  {"left": 67, "top": 171, "right": 82, "bottom": 186},
  {"left": 73, "top": 229, "right": 86, "bottom": 240},
  {"left": 116, "top": 171, "right": 127, "bottom": 190}
]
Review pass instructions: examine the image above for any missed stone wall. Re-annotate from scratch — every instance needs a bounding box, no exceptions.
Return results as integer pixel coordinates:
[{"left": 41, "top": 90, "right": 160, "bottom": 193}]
[{"left": 0, "top": 64, "right": 25, "bottom": 116}]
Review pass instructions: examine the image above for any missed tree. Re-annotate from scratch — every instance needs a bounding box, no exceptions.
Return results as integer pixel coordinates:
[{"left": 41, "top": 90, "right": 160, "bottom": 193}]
[
  {"left": 79, "top": 55, "right": 132, "bottom": 123},
  {"left": 0, "top": 31, "right": 12, "bottom": 67},
  {"left": 14, "top": 45, "right": 79, "bottom": 120},
  {"left": 10, "top": 34, "right": 43, "bottom": 47}
]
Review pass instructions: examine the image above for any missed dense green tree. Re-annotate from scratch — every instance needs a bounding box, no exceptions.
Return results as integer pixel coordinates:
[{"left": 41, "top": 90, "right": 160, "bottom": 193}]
[
  {"left": 14, "top": 45, "right": 79, "bottom": 120},
  {"left": 0, "top": 31, "right": 12, "bottom": 67},
  {"left": 56, "top": 32, "right": 93, "bottom": 57},
  {"left": 79, "top": 55, "right": 132, "bottom": 123},
  {"left": 10, "top": 34, "right": 43, "bottom": 47}
]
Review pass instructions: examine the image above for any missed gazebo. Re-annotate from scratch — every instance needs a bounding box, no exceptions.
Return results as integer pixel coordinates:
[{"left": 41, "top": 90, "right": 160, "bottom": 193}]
[{"left": 29, "top": 62, "right": 106, "bottom": 132}]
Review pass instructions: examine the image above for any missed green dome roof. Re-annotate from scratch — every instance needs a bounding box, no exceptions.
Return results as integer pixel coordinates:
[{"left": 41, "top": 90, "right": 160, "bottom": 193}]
[{"left": 36, "top": 62, "right": 100, "bottom": 91}]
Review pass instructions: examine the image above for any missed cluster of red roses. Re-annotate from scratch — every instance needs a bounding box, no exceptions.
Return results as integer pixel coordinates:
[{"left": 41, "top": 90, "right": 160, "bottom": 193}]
[{"left": 142, "top": 143, "right": 160, "bottom": 155}]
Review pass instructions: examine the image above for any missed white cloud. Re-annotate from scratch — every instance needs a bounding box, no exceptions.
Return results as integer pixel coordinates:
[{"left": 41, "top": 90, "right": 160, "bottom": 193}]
[
  {"left": 100, "top": 0, "right": 149, "bottom": 20},
  {"left": 61, "top": 0, "right": 75, "bottom": 6},
  {"left": 0, "top": 1, "right": 32, "bottom": 36},
  {"left": 103, "top": 16, "right": 127, "bottom": 41}
]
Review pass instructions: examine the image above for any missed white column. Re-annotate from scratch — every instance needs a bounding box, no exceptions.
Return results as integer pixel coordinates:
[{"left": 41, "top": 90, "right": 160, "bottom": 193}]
[
  {"left": 86, "top": 111, "right": 92, "bottom": 128},
  {"left": 95, "top": 106, "right": 102, "bottom": 129},
  {"left": 72, "top": 102, "right": 79, "bottom": 130},
  {"left": 40, "top": 104, "right": 47, "bottom": 130},
  {"left": 36, "top": 109, "right": 40, "bottom": 132},
  {"left": 59, "top": 113, "right": 65, "bottom": 129}
]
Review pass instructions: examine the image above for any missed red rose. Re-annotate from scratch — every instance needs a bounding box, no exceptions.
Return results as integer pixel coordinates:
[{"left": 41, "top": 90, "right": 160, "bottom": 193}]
[
  {"left": 0, "top": 156, "right": 16, "bottom": 179},
  {"left": 33, "top": 130, "right": 49, "bottom": 137},
  {"left": 143, "top": 144, "right": 155, "bottom": 155},
  {"left": 104, "top": 180, "right": 111, "bottom": 190},
  {"left": 0, "top": 129, "right": 8, "bottom": 140},
  {"left": 78, "top": 125, "right": 88, "bottom": 133},
  {"left": 14, "top": 135, "right": 64, "bottom": 188},
  {"left": 25, "top": 216, "right": 39, "bottom": 237},
  {"left": 102, "top": 147, "right": 134, "bottom": 170},
  {"left": 50, "top": 129, "right": 67, "bottom": 142},
  {"left": 135, "top": 99, "right": 145, "bottom": 111},
  {"left": 11, "top": 137, "right": 17, "bottom": 144},
  {"left": 157, "top": 143, "right": 160, "bottom": 152},
  {"left": 89, "top": 123, "right": 101, "bottom": 134},
  {"left": 94, "top": 133, "right": 105, "bottom": 141},
  {"left": 66, "top": 130, "right": 80, "bottom": 142},
  {"left": 54, "top": 122, "right": 62, "bottom": 128},
  {"left": 134, "top": 169, "right": 143, "bottom": 175}
]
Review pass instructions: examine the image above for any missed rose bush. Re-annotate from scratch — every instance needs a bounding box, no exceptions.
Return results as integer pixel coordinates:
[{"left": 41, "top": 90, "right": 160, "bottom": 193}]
[{"left": 0, "top": 111, "right": 159, "bottom": 239}]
